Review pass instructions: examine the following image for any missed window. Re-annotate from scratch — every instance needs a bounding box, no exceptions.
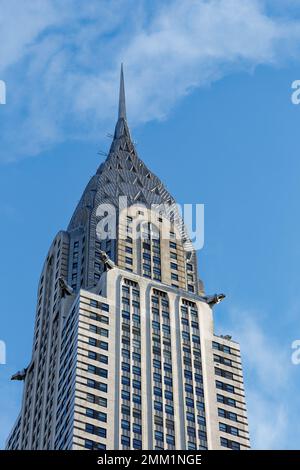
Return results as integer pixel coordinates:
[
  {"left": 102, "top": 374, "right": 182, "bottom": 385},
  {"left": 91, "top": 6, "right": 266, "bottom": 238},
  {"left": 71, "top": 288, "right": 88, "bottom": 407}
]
[
  {"left": 219, "top": 423, "right": 239, "bottom": 436},
  {"left": 154, "top": 401, "right": 163, "bottom": 411},
  {"left": 196, "top": 387, "right": 204, "bottom": 397},
  {"left": 85, "top": 423, "right": 94, "bottom": 434},
  {"left": 164, "top": 377, "right": 172, "bottom": 386},
  {"left": 197, "top": 415, "right": 206, "bottom": 426},
  {"left": 196, "top": 402, "right": 205, "bottom": 411},
  {"left": 99, "top": 327, "right": 109, "bottom": 338},
  {"left": 122, "top": 362, "right": 130, "bottom": 372},
  {"left": 220, "top": 437, "right": 240, "bottom": 450},
  {"left": 188, "top": 442, "right": 196, "bottom": 450},
  {"left": 165, "top": 404, "right": 174, "bottom": 415},
  {"left": 215, "top": 367, "right": 234, "bottom": 380},
  {"left": 99, "top": 341, "right": 108, "bottom": 351},
  {"left": 122, "top": 376, "right": 130, "bottom": 386},
  {"left": 155, "top": 431, "right": 163, "bottom": 442},
  {"left": 88, "top": 364, "right": 96, "bottom": 374},
  {"left": 99, "top": 397, "right": 107, "bottom": 407},
  {"left": 133, "top": 380, "right": 141, "bottom": 390},
  {"left": 87, "top": 393, "right": 95, "bottom": 403},
  {"left": 187, "top": 426, "right": 196, "bottom": 436},
  {"left": 133, "top": 423, "right": 142, "bottom": 434},
  {"left": 86, "top": 408, "right": 94, "bottom": 418},
  {"left": 216, "top": 380, "right": 234, "bottom": 393},
  {"left": 99, "top": 354, "right": 108, "bottom": 364},
  {"left": 99, "top": 368, "right": 108, "bottom": 378},
  {"left": 133, "top": 409, "right": 141, "bottom": 419},
  {"left": 171, "top": 273, "right": 178, "bottom": 281},
  {"left": 166, "top": 435, "right": 175, "bottom": 445},
  {"left": 122, "top": 405, "right": 130, "bottom": 415},
  {"left": 125, "top": 257, "right": 133, "bottom": 265},
  {"left": 185, "top": 398, "right": 194, "bottom": 408},
  {"left": 217, "top": 394, "right": 236, "bottom": 407},
  {"left": 192, "top": 334, "right": 200, "bottom": 344},
  {"left": 186, "top": 412, "right": 195, "bottom": 422},
  {"left": 133, "top": 394, "right": 141, "bottom": 404},
  {"left": 212, "top": 341, "right": 231, "bottom": 354},
  {"left": 101, "top": 303, "right": 109, "bottom": 312},
  {"left": 169, "top": 241, "right": 177, "bottom": 250},
  {"left": 182, "top": 331, "right": 190, "bottom": 341},
  {"left": 133, "top": 366, "right": 141, "bottom": 376},
  {"left": 121, "top": 419, "right": 130, "bottom": 430},
  {"left": 122, "top": 390, "right": 130, "bottom": 400},
  {"left": 121, "top": 435, "right": 130, "bottom": 446},
  {"left": 154, "top": 372, "right": 162, "bottom": 382},
  {"left": 170, "top": 262, "right": 178, "bottom": 270},
  {"left": 133, "top": 439, "right": 142, "bottom": 449},
  {"left": 85, "top": 439, "right": 94, "bottom": 449},
  {"left": 218, "top": 408, "right": 238, "bottom": 421},
  {"left": 99, "top": 382, "right": 107, "bottom": 392}
]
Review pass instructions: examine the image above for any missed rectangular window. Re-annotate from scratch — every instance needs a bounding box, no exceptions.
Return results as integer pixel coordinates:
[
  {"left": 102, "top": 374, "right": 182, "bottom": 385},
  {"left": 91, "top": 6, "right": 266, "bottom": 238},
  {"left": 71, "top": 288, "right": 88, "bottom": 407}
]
[
  {"left": 216, "top": 380, "right": 234, "bottom": 394},
  {"left": 165, "top": 404, "right": 174, "bottom": 415},
  {"left": 155, "top": 431, "right": 163, "bottom": 442},
  {"left": 101, "top": 303, "right": 109, "bottom": 312},
  {"left": 133, "top": 423, "right": 142, "bottom": 434},
  {"left": 89, "top": 337, "right": 97, "bottom": 346},
  {"left": 99, "top": 368, "right": 108, "bottom": 378},
  {"left": 121, "top": 419, "right": 130, "bottom": 430},
  {"left": 133, "top": 439, "right": 142, "bottom": 449},
  {"left": 99, "top": 341, "right": 108, "bottom": 351},
  {"left": 220, "top": 437, "right": 240, "bottom": 450},
  {"left": 215, "top": 367, "right": 233, "bottom": 380},
  {"left": 121, "top": 390, "right": 130, "bottom": 400}
]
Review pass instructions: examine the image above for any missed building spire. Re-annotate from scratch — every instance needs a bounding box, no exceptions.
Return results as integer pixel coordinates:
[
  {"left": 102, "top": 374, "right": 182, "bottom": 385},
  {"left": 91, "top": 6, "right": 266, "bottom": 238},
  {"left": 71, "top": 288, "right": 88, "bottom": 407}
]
[{"left": 118, "top": 63, "right": 127, "bottom": 120}]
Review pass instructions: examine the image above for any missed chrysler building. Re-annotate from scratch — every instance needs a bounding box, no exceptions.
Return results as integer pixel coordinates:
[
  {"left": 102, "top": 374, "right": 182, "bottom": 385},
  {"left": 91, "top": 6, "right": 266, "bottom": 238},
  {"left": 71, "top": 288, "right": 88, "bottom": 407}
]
[{"left": 6, "top": 66, "right": 250, "bottom": 451}]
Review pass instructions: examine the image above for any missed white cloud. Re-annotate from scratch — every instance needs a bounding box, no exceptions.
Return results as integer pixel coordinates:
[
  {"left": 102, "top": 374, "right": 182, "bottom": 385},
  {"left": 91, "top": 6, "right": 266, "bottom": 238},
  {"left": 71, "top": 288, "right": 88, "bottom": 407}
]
[
  {"left": 1, "top": 0, "right": 300, "bottom": 160},
  {"left": 220, "top": 310, "right": 292, "bottom": 449},
  {"left": 246, "top": 389, "right": 287, "bottom": 450}
]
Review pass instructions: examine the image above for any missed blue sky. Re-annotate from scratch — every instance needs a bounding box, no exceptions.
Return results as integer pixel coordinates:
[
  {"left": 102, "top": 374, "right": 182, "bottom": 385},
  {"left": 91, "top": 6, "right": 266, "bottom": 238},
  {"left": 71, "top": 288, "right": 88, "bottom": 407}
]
[{"left": 1, "top": 0, "right": 300, "bottom": 449}]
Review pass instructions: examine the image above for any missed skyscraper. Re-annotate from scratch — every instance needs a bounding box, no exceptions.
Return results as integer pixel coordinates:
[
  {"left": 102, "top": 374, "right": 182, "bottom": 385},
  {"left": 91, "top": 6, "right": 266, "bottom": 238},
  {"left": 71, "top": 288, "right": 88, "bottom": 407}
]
[{"left": 6, "top": 66, "right": 250, "bottom": 451}]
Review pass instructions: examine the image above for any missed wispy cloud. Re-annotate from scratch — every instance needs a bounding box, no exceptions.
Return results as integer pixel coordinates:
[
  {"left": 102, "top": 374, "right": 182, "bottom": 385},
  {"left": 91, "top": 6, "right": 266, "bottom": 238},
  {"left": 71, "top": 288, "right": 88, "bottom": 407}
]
[
  {"left": 1, "top": 0, "right": 300, "bottom": 161},
  {"left": 220, "top": 308, "right": 297, "bottom": 449}
]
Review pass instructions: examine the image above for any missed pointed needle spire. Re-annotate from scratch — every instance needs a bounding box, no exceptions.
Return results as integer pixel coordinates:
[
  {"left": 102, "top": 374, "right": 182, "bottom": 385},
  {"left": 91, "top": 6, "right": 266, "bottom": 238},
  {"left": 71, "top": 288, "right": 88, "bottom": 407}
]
[{"left": 118, "top": 63, "right": 127, "bottom": 120}]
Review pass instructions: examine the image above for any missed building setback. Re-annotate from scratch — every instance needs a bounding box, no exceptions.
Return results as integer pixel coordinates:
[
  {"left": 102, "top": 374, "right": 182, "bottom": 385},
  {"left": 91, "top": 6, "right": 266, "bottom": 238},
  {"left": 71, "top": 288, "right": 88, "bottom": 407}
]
[{"left": 6, "top": 67, "right": 250, "bottom": 451}]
